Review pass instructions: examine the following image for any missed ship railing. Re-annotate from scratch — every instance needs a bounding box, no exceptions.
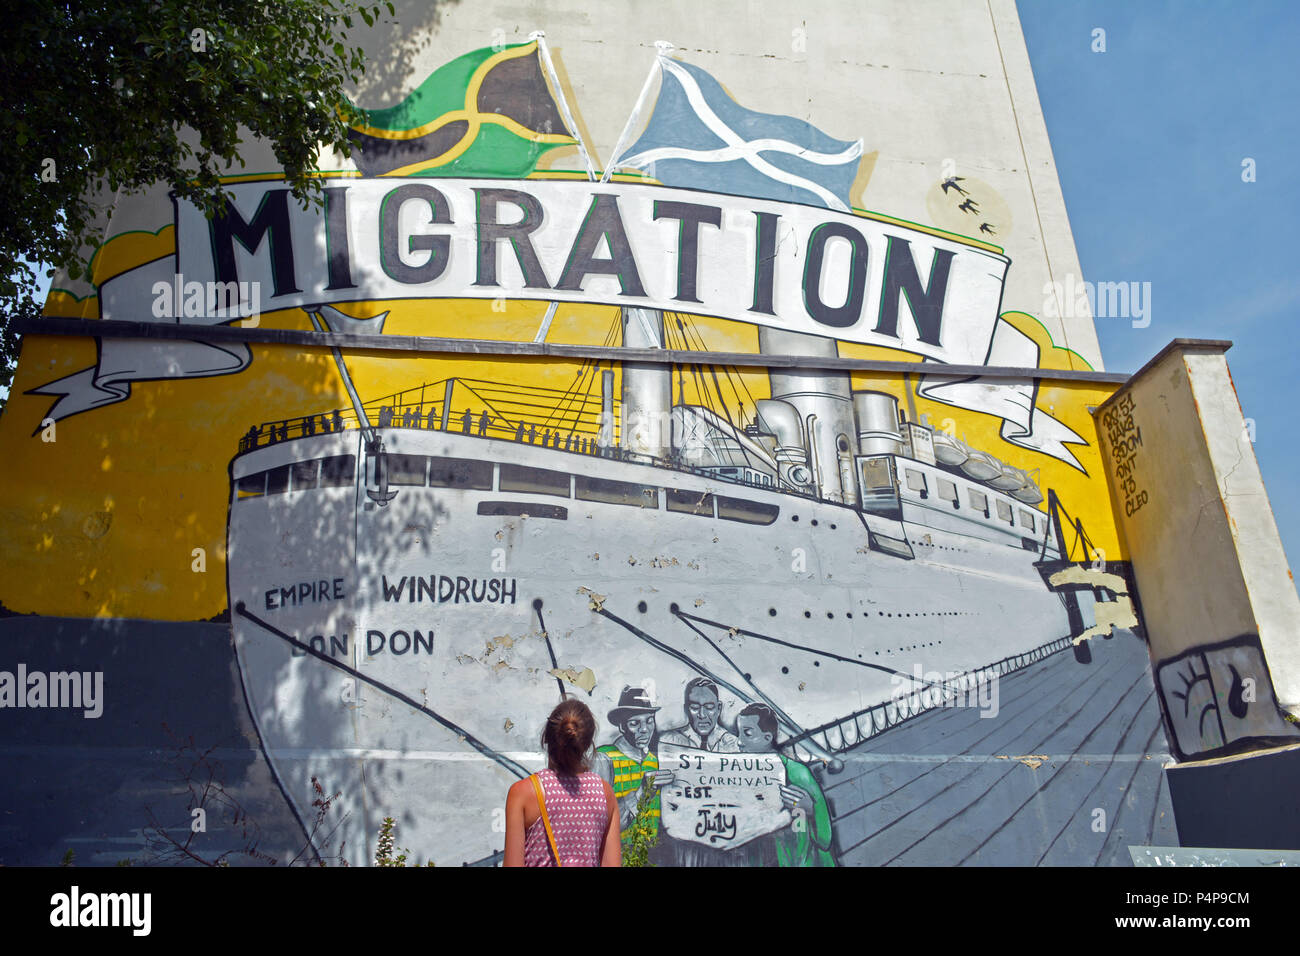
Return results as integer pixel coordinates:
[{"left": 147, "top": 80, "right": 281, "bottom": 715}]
[
  {"left": 780, "top": 635, "right": 1075, "bottom": 763},
  {"left": 238, "top": 375, "right": 611, "bottom": 453},
  {"left": 237, "top": 398, "right": 805, "bottom": 499}
]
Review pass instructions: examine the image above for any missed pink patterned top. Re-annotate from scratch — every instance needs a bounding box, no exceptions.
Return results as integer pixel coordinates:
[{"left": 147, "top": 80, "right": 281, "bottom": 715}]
[{"left": 523, "top": 769, "right": 610, "bottom": 867}]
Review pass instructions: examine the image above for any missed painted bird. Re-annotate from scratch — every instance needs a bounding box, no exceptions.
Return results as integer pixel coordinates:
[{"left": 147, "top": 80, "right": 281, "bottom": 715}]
[{"left": 941, "top": 176, "right": 968, "bottom": 195}]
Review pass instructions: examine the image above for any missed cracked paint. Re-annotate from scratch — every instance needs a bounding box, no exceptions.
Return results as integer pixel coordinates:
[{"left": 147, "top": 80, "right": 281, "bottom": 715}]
[
  {"left": 577, "top": 586, "right": 606, "bottom": 611},
  {"left": 549, "top": 666, "right": 597, "bottom": 693}
]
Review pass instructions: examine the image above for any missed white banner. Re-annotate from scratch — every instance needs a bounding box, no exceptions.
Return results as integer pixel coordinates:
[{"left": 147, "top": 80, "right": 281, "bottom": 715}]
[
  {"left": 32, "top": 178, "right": 1087, "bottom": 470},
  {"left": 169, "top": 177, "right": 1008, "bottom": 363}
]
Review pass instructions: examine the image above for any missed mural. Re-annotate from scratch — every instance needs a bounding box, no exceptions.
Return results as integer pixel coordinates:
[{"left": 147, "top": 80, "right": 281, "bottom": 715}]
[{"left": 1, "top": 32, "right": 1177, "bottom": 866}]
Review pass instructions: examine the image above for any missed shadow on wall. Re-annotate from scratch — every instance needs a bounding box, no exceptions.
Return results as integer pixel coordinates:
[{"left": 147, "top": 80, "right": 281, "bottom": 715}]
[
  {"left": 0, "top": 616, "right": 310, "bottom": 866},
  {"left": 350, "top": 0, "right": 463, "bottom": 107}
]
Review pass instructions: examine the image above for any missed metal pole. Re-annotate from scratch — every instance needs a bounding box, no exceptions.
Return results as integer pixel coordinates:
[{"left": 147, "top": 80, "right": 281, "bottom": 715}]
[
  {"left": 306, "top": 308, "right": 373, "bottom": 444},
  {"left": 441, "top": 379, "right": 454, "bottom": 431},
  {"left": 530, "top": 30, "right": 604, "bottom": 345}
]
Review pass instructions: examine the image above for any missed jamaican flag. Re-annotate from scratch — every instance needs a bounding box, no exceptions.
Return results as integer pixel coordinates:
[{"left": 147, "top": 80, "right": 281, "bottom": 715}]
[{"left": 348, "top": 40, "right": 577, "bottom": 177}]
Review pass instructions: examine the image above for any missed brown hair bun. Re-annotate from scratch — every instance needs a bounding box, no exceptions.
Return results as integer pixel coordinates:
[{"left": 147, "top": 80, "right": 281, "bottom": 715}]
[{"left": 542, "top": 699, "right": 596, "bottom": 775}]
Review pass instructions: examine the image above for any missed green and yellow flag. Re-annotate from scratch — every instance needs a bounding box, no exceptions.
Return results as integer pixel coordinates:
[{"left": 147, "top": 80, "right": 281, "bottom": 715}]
[{"left": 348, "top": 40, "right": 577, "bottom": 178}]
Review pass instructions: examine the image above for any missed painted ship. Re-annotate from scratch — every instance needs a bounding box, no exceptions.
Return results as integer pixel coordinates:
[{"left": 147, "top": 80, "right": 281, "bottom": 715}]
[{"left": 225, "top": 306, "right": 1100, "bottom": 865}]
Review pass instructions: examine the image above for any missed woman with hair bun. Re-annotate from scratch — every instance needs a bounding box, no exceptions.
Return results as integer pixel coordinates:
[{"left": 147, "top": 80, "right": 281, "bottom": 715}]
[{"left": 504, "top": 698, "right": 621, "bottom": 866}]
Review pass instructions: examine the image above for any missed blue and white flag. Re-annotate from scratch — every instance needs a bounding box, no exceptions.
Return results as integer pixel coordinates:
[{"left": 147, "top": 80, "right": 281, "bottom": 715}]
[{"left": 614, "top": 56, "right": 863, "bottom": 211}]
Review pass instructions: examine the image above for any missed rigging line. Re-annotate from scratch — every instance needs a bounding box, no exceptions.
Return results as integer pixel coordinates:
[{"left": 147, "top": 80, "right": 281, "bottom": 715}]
[
  {"left": 234, "top": 603, "right": 529, "bottom": 779},
  {"left": 466, "top": 393, "right": 602, "bottom": 414},
  {"left": 563, "top": 350, "right": 610, "bottom": 433},
  {"left": 459, "top": 381, "right": 551, "bottom": 432},
  {"left": 535, "top": 355, "right": 602, "bottom": 431},
  {"left": 541, "top": 370, "right": 588, "bottom": 433},
  {"left": 596, "top": 606, "right": 839, "bottom": 768},
  {"left": 593, "top": 606, "right": 756, "bottom": 705},
  {"left": 679, "top": 318, "right": 734, "bottom": 422},
  {"left": 532, "top": 600, "right": 566, "bottom": 701},
  {"left": 671, "top": 313, "right": 740, "bottom": 453},
  {"left": 539, "top": 306, "right": 621, "bottom": 430},
  {"left": 674, "top": 609, "right": 952, "bottom": 690},
  {"left": 678, "top": 314, "right": 764, "bottom": 474},
  {"left": 558, "top": 309, "right": 620, "bottom": 433},
  {"left": 670, "top": 610, "right": 842, "bottom": 769},
  {"left": 671, "top": 609, "right": 807, "bottom": 737},
  {"left": 462, "top": 377, "right": 601, "bottom": 397}
]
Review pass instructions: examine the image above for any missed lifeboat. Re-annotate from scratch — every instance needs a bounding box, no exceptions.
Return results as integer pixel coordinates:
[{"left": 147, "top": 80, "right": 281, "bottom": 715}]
[
  {"left": 931, "top": 431, "right": 970, "bottom": 467},
  {"left": 988, "top": 460, "right": 1025, "bottom": 492},
  {"left": 1011, "top": 469, "right": 1044, "bottom": 505},
  {"left": 960, "top": 449, "right": 1001, "bottom": 482}
]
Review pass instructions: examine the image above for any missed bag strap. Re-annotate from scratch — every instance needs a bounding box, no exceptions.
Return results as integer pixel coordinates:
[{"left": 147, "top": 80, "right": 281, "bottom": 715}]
[{"left": 530, "top": 773, "right": 562, "bottom": 867}]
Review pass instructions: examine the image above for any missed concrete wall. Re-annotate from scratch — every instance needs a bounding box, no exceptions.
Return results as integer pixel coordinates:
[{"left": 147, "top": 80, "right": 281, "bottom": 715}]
[
  {"left": 1093, "top": 341, "right": 1300, "bottom": 764},
  {"left": 0, "top": 0, "right": 1181, "bottom": 866}
]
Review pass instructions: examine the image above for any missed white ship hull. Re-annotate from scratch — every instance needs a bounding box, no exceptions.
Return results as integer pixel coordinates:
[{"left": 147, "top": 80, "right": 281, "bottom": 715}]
[{"left": 226, "top": 425, "right": 1088, "bottom": 865}]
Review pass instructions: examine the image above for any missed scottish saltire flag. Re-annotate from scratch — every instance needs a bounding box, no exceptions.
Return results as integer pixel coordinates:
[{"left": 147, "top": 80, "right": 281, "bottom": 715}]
[
  {"left": 615, "top": 56, "right": 862, "bottom": 211},
  {"left": 347, "top": 40, "right": 577, "bottom": 177}
]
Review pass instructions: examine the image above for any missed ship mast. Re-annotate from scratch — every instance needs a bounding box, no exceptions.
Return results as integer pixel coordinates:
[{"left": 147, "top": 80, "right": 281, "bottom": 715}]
[{"left": 305, "top": 307, "right": 375, "bottom": 445}]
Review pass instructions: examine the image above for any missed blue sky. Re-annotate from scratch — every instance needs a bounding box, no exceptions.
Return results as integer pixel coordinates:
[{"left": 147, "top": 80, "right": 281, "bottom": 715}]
[{"left": 1019, "top": 0, "right": 1300, "bottom": 571}]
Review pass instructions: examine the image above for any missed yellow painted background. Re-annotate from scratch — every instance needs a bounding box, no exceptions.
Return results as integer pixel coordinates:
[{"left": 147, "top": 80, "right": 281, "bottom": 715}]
[{"left": 0, "top": 201, "right": 1125, "bottom": 622}]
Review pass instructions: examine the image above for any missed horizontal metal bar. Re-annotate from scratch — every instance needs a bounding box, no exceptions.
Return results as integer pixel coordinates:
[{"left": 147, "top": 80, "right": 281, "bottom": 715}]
[{"left": 16, "top": 316, "right": 1132, "bottom": 384}]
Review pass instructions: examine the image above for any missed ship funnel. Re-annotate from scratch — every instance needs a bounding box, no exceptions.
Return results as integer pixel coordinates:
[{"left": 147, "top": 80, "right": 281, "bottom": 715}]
[
  {"left": 761, "top": 328, "right": 856, "bottom": 503},
  {"left": 853, "top": 391, "right": 904, "bottom": 456},
  {"left": 620, "top": 307, "right": 671, "bottom": 459},
  {"left": 756, "top": 399, "right": 813, "bottom": 490}
]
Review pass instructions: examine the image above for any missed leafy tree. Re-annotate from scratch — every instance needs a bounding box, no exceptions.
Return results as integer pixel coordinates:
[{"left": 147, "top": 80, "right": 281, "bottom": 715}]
[
  {"left": 621, "top": 776, "right": 661, "bottom": 867},
  {"left": 0, "top": 0, "right": 393, "bottom": 396}
]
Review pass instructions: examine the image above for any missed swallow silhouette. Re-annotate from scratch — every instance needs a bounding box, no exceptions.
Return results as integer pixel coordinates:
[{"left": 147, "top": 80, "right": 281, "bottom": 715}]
[
  {"left": 958, "top": 198, "right": 980, "bottom": 214},
  {"left": 979, "top": 222, "right": 997, "bottom": 235},
  {"left": 941, "top": 176, "right": 969, "bottom": 195}
]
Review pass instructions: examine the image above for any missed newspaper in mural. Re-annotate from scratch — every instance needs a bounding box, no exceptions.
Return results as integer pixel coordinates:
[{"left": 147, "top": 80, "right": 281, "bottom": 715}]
[
  {"left": 659, "top": 743, "right": 788, "bottom": 848},
  {"left": 3, "top": 37, "right": 1144, "bottom": 866}
]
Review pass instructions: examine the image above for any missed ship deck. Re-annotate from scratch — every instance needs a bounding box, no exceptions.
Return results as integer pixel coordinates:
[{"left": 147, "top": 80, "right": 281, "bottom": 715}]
[
  {"left": 0, "top": 617, "right": 1178, "bottom": 866},
  {"left": 821, "top": 627, "right": 1178, "bottom": 865}
]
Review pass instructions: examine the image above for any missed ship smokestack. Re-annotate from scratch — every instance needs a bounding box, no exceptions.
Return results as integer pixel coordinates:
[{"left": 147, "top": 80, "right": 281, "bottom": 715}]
[
  {"left": 599, "top": 368, "right": 615, "bottom": 449},
  {"left": 755, "top": 399, "right": 812, "bottom": 491},
  {"left": 853, "top": 391, "right": 904, "bottom": 456},
  {"left": 620, "top": 307, "right": 671, "bottom": 458},
  {"left": 761, "top": 328, "right": 856, "bottom": 503}
]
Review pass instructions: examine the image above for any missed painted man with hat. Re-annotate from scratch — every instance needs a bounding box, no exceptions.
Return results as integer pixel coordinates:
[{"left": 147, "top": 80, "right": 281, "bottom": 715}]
[{"left": 592, "top": 686, "right": 675, "bottom": 837}]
